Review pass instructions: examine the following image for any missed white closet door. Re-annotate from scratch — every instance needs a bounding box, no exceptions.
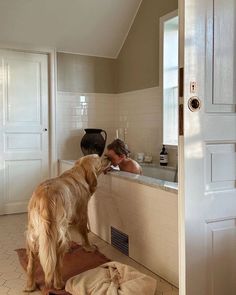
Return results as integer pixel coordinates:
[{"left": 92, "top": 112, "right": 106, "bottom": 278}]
[{"left": 0, "top": 49, "right": 49, "bottom": 214}]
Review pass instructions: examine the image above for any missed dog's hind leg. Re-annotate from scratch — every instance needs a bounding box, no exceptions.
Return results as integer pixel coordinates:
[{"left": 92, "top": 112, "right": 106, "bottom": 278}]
[
  {"left": 24, "top": 249, "right": 36, "bottom": 292},
  {"left": 53, "top": 244, "right": 66, "bottom": 290}
]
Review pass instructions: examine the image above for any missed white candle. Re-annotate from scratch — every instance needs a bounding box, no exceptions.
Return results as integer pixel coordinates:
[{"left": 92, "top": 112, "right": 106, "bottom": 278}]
[{"left": 116, "top": 129, "right": 119, "bottom": 139}]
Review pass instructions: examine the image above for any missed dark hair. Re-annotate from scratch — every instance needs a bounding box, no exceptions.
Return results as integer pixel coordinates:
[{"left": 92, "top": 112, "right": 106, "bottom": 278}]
[{"left": 107, "top": 139, "right": 130, "bottom": 157}]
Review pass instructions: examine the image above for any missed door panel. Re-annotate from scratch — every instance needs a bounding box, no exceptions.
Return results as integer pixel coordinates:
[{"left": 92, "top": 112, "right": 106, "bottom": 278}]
[
  {"left": 207, "top": 219, "right": 236, "bottom": 295},
  {"left": 206, "top": 144, "right": 236, "bottom": 190},
  {"left": 206, "top": 0, "right": 236, "bottom": 111},
  {"left": 0, "top": 50, "right": 49, "bottom": 214},
  {"left": 213, "top": 0, "right": 236, "bottom": 105},
  {"left": 4, "top": 133, "right": 42, "bottom": 152},
  {"left": 182, "top": 0, "right": 236, "bottom": 294},
  {"left": 4, "top": 159, "right": 42, "bottom": 214},
  {"left": 4, "top": 58, "right": 41, "bottom": 123}
]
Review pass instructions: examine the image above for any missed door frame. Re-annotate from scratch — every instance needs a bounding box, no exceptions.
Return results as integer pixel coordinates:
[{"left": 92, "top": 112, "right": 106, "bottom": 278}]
[
  {"left": 178, "top": 0, "right": 186, "bottom": 293},
  {"left": 0, "top": 44, "right": 58, "bottom": 178},
  {"left": 159, "top": 9, "right": 179, "bottom": 149},
  {"left": 159, "top": 8, "right": 185, "bottom": 293}
]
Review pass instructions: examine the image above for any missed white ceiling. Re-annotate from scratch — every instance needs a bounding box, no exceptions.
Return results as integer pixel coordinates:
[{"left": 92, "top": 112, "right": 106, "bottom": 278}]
[{"left": 0, "top": 0, "right": 142, "bottom": 58}]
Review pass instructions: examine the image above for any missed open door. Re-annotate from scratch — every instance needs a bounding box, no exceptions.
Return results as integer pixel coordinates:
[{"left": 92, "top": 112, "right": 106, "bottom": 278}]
[{"left": 179, "top": 0, "right": 236, "bottom": 294}]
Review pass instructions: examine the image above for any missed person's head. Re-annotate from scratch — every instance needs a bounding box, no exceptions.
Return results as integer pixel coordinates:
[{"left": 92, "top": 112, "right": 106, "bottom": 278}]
[{"left": 105, "top": 139, "right": 130, "bottom": 166}]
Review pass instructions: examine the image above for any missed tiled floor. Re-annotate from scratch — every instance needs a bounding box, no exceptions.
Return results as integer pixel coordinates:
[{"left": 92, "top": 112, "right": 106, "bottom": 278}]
[{"left": 0, "top": 213, "right": 178, "bottom": 295}]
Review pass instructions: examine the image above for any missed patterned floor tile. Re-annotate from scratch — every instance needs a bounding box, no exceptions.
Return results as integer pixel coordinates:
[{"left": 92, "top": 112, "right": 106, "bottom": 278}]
[{"left": 0, "top": 213, "right": 179, "bottom": 295}]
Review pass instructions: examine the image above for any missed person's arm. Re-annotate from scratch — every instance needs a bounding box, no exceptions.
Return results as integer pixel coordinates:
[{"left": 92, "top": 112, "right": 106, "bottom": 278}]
[{"left": 103, "top": 165, "right": 120, "bottom": 174}]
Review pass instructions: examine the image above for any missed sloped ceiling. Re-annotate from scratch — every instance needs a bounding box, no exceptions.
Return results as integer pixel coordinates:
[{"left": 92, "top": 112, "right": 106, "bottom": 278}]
[{"left": 0, "top": 0, "right": 142, "bottom": 58}]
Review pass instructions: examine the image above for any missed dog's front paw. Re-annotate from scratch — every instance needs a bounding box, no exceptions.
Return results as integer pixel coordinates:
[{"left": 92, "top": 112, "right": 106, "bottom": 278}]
[
  {"left": 83, "top": 244, "right": 97, "bottom": 252},
  {"left": 54, "top": 280, "right": 65, "bottom": 290},
  {"left": 24, "top": 283, "right": 36, "bottom": 292}
]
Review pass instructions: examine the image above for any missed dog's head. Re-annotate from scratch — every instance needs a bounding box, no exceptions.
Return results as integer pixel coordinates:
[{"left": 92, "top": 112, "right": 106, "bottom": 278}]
[{"left": 75, "top": 154, "right": 110, "bottom": 194}]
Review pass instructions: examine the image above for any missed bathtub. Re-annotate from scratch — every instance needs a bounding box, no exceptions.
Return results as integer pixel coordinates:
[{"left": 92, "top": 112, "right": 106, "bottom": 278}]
[
  {"left": 59, "top": 160, "right": 178, "bottom": 286},
  {"left": 140, "top": 163, "right": 178, "bottom": 182}
]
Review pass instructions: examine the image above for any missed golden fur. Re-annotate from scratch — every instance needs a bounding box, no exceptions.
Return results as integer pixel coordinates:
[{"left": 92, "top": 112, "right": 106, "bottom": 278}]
[{"left": 24, "top": 154, "right": 109, "bottom": 292}]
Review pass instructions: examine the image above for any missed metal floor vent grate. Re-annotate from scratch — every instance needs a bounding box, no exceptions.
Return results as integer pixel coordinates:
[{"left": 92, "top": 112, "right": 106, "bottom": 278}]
[{"left": 111, "top": 226, "right": 129, "bottom": 256}]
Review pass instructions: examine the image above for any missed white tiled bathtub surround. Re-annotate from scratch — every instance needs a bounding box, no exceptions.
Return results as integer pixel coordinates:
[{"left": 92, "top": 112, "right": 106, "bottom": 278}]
[
  {"left": 57, "top": 92, "right": 117, "bottom": 160},
  {"left": 57, "top": 87, "right": 177, "bottom": 167},
  {"left": 116, "top": 87, "right": 177, "bottom": 167},
  {"left": 117, "top": 87, "right": 162, "bottom": 162}
]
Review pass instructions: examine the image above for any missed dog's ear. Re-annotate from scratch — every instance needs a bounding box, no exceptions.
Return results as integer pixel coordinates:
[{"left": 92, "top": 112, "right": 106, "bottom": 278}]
[
  {"left": 77, "top": 155, "right": 100, "bottom": 194},
  {"left": 85, "top": 168, "right": 97, "bottom": 195}
]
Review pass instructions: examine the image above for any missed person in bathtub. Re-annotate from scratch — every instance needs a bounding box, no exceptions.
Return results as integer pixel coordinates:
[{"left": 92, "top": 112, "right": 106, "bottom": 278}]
[{"left": 104, "top": 139, "right": 142, "bottom": 175}]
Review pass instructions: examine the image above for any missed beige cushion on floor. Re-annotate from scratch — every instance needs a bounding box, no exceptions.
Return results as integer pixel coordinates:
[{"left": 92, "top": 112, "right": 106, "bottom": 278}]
[{"left": 65, "top": 261, "right": 157, "bottom": 295}]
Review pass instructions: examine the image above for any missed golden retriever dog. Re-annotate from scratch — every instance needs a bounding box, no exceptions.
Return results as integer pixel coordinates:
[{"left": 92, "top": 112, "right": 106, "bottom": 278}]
[{"left": 24, "top": 154, "right": 109, "bottom": 292}]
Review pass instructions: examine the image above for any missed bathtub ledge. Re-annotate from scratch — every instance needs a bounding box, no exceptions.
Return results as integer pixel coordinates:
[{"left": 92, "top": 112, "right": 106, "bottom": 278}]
[
  {"left": 109, "top": 171, "right": 178, "bottom": 194},
  {"left": 59, "top": 160, "right": 178, "bottom": 194}
]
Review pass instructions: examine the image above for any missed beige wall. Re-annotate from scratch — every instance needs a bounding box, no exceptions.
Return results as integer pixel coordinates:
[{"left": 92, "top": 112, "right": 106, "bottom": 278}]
[
  {"left": 57, "top": 0, "right": 178, "bottom": 94},
  {"left": 57, "top": 52, "right": 117, "bottom": 93},
  {"left": 117, "top": 0, "right": 178, "bottom": 93}
]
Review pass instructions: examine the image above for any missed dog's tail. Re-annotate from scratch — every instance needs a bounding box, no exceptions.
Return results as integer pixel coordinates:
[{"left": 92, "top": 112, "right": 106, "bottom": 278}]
[
  {"left": 38, "top": 198, "right": 57, "bottom": 288},
  {"left": 38, "top": 193, "right": 68, "bottom": 288}
]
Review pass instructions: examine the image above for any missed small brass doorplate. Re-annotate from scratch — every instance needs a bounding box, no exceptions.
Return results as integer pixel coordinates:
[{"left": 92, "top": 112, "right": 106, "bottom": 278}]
[{"left": 188, "top": 96, "right": 201, "bottom": 112}]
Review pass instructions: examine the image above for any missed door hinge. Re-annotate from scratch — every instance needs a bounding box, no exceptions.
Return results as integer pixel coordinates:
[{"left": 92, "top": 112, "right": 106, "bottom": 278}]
[
  {"left": 179, "top": 67, "right": 184, "bottom": 98},
  {"left": 178, "top": 67, "right": 184, "bottom": 136},
  {"left": 179, "top": 103, "right": 184, "bottom": 136}
]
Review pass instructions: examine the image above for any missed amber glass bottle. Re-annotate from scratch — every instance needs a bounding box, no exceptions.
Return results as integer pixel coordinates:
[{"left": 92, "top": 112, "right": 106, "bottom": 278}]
[{"left": 160, "top": 145, "right": 168, "bottom": 166}]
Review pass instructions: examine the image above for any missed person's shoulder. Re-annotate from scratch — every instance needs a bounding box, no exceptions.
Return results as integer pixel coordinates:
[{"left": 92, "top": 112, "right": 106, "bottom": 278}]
[
  {"left": 128, "top": 158, "right": 142, "bottom": 174},
  {"left": 130, "top": 158, "right": 140, "bottom": 166}
]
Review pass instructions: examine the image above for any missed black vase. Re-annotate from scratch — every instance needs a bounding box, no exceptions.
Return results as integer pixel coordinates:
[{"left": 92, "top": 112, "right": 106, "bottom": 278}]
[{"left": 80, "top": 128, "right": 107, "bottom": 157}]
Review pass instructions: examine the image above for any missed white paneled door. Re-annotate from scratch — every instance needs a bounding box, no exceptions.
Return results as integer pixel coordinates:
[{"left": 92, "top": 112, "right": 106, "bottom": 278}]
[
  {"left": 180, "top": 0, "right": 236, "bottom": 294},
  {"left": 0, "top": 50, "right": 49, "bottom": 214}
]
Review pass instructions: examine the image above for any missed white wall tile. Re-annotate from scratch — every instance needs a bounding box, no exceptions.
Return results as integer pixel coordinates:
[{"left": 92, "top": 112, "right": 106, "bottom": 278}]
[
  {"left": 116, "top": 87, "right": 163, "bottom": 164},
  {"left": 57, "top": 91, "right": 118, "bottom": 160},
  {"left": 56, "top": 87, "right": 177, "bottom": 167}
]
